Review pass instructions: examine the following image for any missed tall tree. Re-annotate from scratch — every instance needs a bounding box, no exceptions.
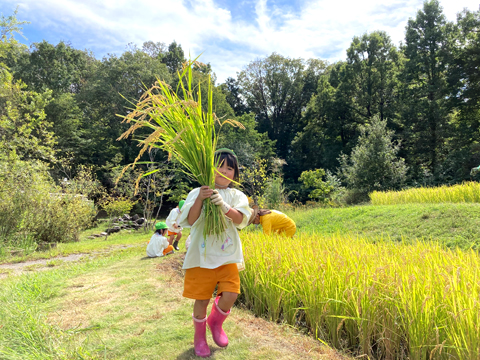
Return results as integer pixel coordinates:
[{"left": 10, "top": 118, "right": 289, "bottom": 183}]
[
  {"left": 219, "top": 77, "right": 250, "bottom": 116},
  {"left": 343, "top": 31, "right": 401, "bottom": 124},
  {"left": 12, "top": 41, "right": 97, "bottom": 158},
  {"left": 440, "top": 8, "right": 480, "bottom": 181},
  {"left": 161, "top": 41, "right": 185, "bottom": 74},
  {"left": 401, "top": 0, "right": 451, "bottom": 180},
  {"left": 238, "top": 53, "right": 325, "bottom": 164}
]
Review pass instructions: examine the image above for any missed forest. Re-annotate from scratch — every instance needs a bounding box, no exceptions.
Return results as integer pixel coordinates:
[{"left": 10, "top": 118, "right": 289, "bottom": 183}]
[{"left": 1, "top": 0, "right": 480, "bottom": 244}]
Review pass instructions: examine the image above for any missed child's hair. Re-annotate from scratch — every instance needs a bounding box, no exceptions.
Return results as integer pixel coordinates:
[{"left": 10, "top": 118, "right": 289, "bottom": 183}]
[
  {"left": 155, "top": 228, "right": 167, "bottom": 235},
  {"left": 215, "top": 151, "right": 239, "bottom": 186}
]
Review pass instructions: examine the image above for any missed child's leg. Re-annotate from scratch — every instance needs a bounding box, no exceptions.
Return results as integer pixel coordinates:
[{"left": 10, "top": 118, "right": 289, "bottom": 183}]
[
  {"left": 173, "top": 230, "right": 182, "bottom": 250},
  {"left": 168, "top": 233, "right": 175, "bottom": 245},
  {"left": 193, "top": 299, "right": 211, "bottom": 357},
  {"left": 217, "top": 291, "right": 238, "bottom": 312},
  {"left": 193, "top": 299, "right": 210, "bottom": 318},
  {"left": 176, "top": 230, "right": 183, "bottom": 242},
  {"left": 163, "top": 245, "right": 174, "bottom": 256}
]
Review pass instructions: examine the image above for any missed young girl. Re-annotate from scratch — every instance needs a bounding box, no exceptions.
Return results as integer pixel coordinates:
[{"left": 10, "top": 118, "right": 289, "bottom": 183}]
[
  {"left": 248, "top": 206, "right": 297, "bottom": 238},
  {"left": 166, "top": 200, "right": 185, "bottom": 250},
  {"left": 177, "top": 148, "right": 251, "bottom": 357},
  {"left": 146, "top": 222, "right": 175, "bottom": 258}
]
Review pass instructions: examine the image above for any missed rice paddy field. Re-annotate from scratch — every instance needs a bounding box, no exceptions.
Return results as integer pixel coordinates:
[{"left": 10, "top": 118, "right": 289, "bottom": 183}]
[
  {"left": 241, "top": 232, "right": 480, "bottom": 359},
  {"left": 370, "top": 181, "right": 480, "bottom": 205}
]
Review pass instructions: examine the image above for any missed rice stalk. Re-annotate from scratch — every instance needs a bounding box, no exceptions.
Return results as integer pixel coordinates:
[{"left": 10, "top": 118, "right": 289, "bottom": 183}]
[{"left": 117, "top": 58, "right": 244, "bottom": 238}]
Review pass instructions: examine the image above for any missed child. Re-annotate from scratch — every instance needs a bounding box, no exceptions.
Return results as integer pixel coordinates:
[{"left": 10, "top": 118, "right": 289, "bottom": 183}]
[
  {"left": 166, "top": 200, "right": 185, "bottom": 250},
  {"left": 248, "top": 205, "right": 297, "bottom": 238},
  {"left": 146, "top": 222, "right": 175, "bottom": 257},
  {"left": 177, "top": 148, "right": 251, "bottom": 357}
]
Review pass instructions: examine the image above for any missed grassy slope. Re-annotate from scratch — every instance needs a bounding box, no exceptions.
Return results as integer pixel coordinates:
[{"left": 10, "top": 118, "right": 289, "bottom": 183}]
[{"left": 284, "top": 203, "right": 480, "bottom": 250}]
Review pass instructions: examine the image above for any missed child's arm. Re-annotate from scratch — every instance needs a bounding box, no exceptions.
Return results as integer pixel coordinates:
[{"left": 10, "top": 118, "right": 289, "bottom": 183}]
[
  {"left": 210, "top": 190, "right": 243, "bottom": 225},
  {"left": 188, "top": 186, "right": 213, "bottom": 226}
]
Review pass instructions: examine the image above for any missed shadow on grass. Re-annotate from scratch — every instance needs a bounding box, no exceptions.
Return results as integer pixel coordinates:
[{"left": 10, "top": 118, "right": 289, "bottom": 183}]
[{"left": 176, "top": 346, "right": 222, "bottom": 359}]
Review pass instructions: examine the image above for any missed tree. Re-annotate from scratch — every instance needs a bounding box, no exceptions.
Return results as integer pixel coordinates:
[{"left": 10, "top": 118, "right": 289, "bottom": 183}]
[
  {"left": 343, "top": 31, "right": 401, "bottom": 124},
  {"left": 161, "top": 41, "right": 185, "bottom": 74},
  {"left": 219, "top": 77, "right": 250, "bottom": 116},
  {"left": 217, "top": 113, "right": 276, "bottom": 166},
  {"left": 439, "top": 9, "right": 480, "bottom": 182},
  {"left": 339, "top": 116, "right": 407, "bottom": 195},
  {"left": 401, "top": 0, "right": 451, "bottom": 180},
  {"left": 238, "top": 53, "right": 325, "bottom": 162},
  {"left": 298, "top": 169, "right": 334, "bottom": 203}
]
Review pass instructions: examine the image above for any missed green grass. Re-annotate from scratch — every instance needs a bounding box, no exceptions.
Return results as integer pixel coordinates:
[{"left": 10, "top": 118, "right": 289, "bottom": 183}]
[
  {"left": 0, "top": 225, "right": 161, "bottom": 264},
  {"left": 0, "top": 240, "right": 336, "bottom": 360},
  {"left": 274, "top": 203, "right": 480, "bottom": 250}
]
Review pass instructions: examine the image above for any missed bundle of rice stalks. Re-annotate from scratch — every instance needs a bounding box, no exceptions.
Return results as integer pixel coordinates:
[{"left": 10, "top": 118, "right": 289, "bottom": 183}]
[{"left": 117, "top": 58, "right": 244, "bottom": 238}]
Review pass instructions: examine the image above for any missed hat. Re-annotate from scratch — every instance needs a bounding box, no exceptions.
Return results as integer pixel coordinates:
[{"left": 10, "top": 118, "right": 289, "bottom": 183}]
[
  {"left": 215, "top": 148, "right": 237, "bottom": 159},
  {"left": 155, "top": 221, "right": 168, "bottom": 230},
  {"left": 247, "top": 205, "right": 259, "bottom": 226},
  {"left": 178, "top": 200, "right": 185, "bottom": 210}
]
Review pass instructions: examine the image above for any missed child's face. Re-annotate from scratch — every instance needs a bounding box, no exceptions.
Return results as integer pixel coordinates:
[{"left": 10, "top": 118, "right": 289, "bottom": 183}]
[
  {"left": 253, "top": 214, "right": 260, "bottom": 224},
  {"left": 215, "top": 161, "right": 235, "bottom": 187}
]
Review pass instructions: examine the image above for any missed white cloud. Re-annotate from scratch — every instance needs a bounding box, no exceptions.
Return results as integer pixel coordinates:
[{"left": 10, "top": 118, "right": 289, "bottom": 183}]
[{"left": 10, "top": 0, "right": 480, "bottom": 82}]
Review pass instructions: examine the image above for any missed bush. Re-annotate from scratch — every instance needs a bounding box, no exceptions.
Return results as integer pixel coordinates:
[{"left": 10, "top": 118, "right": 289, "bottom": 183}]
[
  {"left": 0, "top": 158, "right": 96, "bottom": 250},
  {"left": 339, "top": 116, "right": 408, "bottom": 196}
]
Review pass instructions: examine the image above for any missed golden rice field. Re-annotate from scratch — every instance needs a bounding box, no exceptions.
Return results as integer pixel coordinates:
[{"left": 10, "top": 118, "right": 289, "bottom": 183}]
[
  {"left": 241, "top": 232, "right": 480, "bottom": 360},
  {"left": 370, "top": 182, "right": 480, "bottom": 205}
]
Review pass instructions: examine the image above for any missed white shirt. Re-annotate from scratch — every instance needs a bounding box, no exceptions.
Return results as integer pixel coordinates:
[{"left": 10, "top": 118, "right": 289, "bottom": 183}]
[
  {"left": 166, "top": 208, "right": 182, "bottom": 232},
  {"left": 178, "top": 187, "right": 251, "bottom": 270},
  {"left": 146, "top": 233, "right": 170, "bottom": 257}
]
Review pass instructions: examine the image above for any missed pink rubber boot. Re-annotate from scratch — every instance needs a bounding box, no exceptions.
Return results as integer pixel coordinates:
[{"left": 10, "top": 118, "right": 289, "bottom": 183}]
[
  {"left": 206, "top": 296, "right": 230, "bottom": 347},
  {"left": 193, "top": 315, "right": 211, "bottom": 357}
]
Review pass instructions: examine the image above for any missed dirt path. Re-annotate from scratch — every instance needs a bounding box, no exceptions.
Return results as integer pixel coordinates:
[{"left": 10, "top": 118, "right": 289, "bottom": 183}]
[{"left": 0, "top": 244, "right": 138, "bottom": 279}]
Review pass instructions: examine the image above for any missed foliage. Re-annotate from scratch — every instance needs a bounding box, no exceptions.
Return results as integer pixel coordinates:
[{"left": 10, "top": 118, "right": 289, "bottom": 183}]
[
  {"left": 217, "top": 113, "right": 276, "bottom": 166},
  {"left": 339, "top": 116, "right": 407, "bottom": 197},
  {"left": 240, "top": 158, "right": 268, "bottom": 206},
  {"left": 0, "top": 156, "right": 96, "bottom": 250},
  {"left": 0, "top": 70, "right": 55, "bottom": 162},
  {"left": 263, "top": 177, "right": 287, "bottom": 209},
  {"left": 238, "top": 53, "right": 325, "bottom": 162},
  {"left": 298, "top": 169, "right": 334, "bottom": 203},
  {"left": 100, "top": 195, "right": 135, "bottom": 220}
]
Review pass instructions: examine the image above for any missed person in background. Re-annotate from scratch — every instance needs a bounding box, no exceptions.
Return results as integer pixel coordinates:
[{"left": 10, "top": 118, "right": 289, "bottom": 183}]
[
  {"left": 248, "top": 205, "right": 296, "bottom": 238},
  {"left": 146, "top": 222, "right": 174, "bottom": 257},
  {"left": 177, "top": 148, "right": 251, "bottom": 358},
  {"left": 166, "top": 200, "right": 185, "bottom": 250}
]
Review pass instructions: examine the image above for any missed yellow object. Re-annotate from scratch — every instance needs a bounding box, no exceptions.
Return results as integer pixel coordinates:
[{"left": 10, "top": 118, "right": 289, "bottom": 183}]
[
  {"left": 183, "top": 264, "right": 240, "bottom": 300},
  {"left": 260, "top": 210, "right": 296, "bottom": 238}
]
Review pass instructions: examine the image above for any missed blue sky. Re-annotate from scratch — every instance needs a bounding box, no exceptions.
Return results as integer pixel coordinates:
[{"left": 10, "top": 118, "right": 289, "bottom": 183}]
[{"left": 3, "top": 0, "right": 479, "bottom": 82}]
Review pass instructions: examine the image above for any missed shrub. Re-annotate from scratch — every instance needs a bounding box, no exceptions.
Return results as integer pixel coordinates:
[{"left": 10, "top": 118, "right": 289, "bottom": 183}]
[{"left": 0, "top": 158, "right": 96, "bottom": 249}]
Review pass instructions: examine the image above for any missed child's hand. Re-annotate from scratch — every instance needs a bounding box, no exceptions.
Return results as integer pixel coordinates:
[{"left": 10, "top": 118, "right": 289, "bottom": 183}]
[
  {"left": 211, "top": 190, "right": 232, "bottom": 214},
  {"left": 197, "top": 186, "right": 213, "bottom": 201}
]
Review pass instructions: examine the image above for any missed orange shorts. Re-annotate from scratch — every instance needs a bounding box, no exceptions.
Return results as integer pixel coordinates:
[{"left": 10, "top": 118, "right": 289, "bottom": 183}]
[
  {"left": 183, "top": 264, "right": 240, "bottom": 300},
  {"left": 168, "top": 230, "right": 180, "bottom": 236}
]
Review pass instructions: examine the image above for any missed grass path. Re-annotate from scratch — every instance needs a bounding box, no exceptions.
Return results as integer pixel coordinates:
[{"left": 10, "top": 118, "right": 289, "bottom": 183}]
[{"left": 1, "top": 234, "right": 348, "bottom": 360}]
